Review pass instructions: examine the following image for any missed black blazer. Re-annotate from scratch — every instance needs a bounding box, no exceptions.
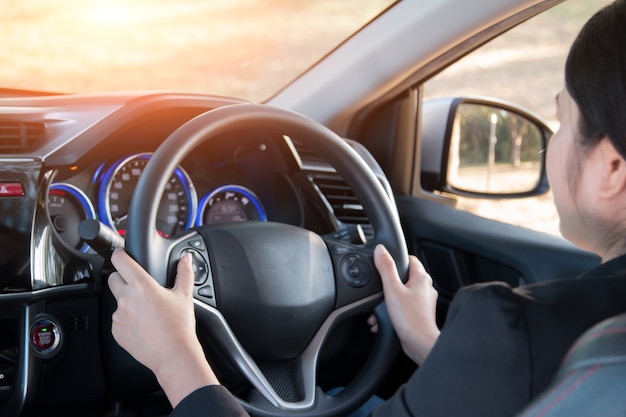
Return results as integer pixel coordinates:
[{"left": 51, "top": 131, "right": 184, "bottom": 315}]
[{"left": 374, "top": 254, "right": 626, "bottom": 417}]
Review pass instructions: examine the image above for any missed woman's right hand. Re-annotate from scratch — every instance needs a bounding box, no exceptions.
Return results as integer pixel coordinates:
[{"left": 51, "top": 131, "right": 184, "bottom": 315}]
[
  {"left": 373, "top": 244, "right": 440, "bottom": 365},
  {"left": 109, "top": 249, "right": 219, "bottom": 407}
]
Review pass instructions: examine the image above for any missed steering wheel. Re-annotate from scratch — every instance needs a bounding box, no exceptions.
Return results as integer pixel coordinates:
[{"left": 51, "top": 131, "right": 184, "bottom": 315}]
[{"left": 125, "top": 103, "right": 409, "bottom": 417}]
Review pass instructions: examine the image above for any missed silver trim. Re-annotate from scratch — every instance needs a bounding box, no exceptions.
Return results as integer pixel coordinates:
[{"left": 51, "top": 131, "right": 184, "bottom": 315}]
[
  {"left": 342, "top": 203, "right": 364, "bottom": 211},
  {"left": 30, "top": 170, "right": 65, "bottom": 289},
  {"left": 0, "top": 157, "right": 39, "bottom": 163},
  {"left": 301, "top": 160, "right": 336, "bottom": 173}
]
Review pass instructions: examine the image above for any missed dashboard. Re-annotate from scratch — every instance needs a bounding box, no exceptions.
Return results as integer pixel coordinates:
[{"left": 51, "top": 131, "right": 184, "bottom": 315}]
[
  {"left": 0, "top": 91, "right": 389, "bottom": 416},
  {"left": 0, "top": 92, "right": 349, "bottom": 291}
]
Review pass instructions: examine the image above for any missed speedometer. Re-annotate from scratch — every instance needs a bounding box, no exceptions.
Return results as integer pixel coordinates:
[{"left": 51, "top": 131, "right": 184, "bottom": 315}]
[
  {"left": 197, "top": 185, "right": 266, "bottom": 225},
  {"left": 98, "top": 153, "right": 197, "bottom": 238}
]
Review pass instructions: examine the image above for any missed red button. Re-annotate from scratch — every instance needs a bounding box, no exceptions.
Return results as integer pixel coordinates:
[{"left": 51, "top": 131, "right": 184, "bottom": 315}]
[
  {"left": 31, "top": 324, "right": 56, "bottom": 351},
  {"left": 0, "top": 182, "right": 25, "bottom": 197}
]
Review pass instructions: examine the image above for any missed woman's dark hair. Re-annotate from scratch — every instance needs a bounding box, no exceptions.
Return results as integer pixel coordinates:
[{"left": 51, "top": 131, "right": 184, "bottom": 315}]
[{"left": 565, "top": 0, "right": 626, "bottom": 158}]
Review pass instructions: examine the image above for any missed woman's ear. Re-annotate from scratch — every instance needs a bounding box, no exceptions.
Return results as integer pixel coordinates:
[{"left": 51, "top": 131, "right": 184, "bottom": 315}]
[{"left": 596, "top": 137, "right": 626, "bottom": 199}]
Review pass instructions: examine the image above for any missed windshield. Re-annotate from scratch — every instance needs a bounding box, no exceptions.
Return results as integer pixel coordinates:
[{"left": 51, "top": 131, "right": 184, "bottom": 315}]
[{"left": 3, "top": 0, "right": 393, "bottom": 102}]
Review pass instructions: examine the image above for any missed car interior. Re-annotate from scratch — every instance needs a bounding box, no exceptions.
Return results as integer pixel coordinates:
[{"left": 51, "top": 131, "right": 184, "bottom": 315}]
[{"left": 0, "top": 0, "right": 612, "bottom": 416}]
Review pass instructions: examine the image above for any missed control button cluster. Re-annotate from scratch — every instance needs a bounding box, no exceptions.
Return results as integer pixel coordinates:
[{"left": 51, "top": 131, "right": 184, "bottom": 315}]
[
  {"left": 171, "top": 234, "right": 216, "bottom": 307},
  {"left": 339, "top": 253, "right": 371, "bottom": 287},
  {"left": 181, "top": 248, "right": 209, "bottom": 285}
]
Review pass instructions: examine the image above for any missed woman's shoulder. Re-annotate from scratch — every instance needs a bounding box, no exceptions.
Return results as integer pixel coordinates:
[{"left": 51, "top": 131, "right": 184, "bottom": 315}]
[
  {"left": 516, "top": 253, "right": 626, "bottom": 305},
  {"left": 446, "top": 255, "right": 626, "bottom": 339}
]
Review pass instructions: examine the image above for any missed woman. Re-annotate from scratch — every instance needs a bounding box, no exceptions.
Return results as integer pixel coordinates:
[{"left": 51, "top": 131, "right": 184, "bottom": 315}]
[{"left": 108, "top": 1, "right": 626, "bottom": 415}]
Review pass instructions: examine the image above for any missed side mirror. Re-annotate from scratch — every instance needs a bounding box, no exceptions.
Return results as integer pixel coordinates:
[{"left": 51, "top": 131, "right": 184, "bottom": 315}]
[{"left": 421, "top": 97, "right": 551, "bottom": 198}]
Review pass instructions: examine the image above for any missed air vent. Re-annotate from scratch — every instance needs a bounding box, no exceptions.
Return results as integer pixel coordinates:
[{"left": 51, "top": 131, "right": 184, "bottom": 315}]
[
  {"left": 0, "top": 121, "right": 45, "bottom": 152},
  {"left": 290, "top": 139, "right": 327, "bottom": 164},
  {"left": 309, "top": 173, "right": 369, "bottom": 225},
  {"left": 295, "top": 139, "right": 375, "bottom": 239}
]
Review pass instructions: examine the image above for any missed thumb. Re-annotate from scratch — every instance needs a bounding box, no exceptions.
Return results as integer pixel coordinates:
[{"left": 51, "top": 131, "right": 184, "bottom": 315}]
[
  {"left": 173, "top": 253, "right": 195, "bottom": 296},
  {"left": 374, "top": 244, "right": 403, "bottom": 290}
]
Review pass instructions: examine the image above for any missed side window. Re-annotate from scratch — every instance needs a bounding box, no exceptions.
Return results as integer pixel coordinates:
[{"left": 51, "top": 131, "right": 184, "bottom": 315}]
[{"left": 423, "top": 0, "right": 610, "bottom": 236}]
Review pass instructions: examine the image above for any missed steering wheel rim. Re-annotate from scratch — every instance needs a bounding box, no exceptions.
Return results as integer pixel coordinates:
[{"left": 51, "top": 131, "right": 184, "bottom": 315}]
[{"left": 125, "top": 103, "right": 408, "bottom": 416}]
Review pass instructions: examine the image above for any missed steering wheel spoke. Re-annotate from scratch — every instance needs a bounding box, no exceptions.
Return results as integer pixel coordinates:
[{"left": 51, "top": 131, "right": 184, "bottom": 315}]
[
  {"left": 194, "top": 292, "right": 385, "bottom": 416},
  {"left": 194, "top": 300, "right": 317, "bottom": 411}
]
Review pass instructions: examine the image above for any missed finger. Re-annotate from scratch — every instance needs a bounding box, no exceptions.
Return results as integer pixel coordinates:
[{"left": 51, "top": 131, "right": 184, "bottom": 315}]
[
  {"left": 367, "top": 314, "right": 379, "bottom": 333},
  {"left": 111, "top": 248, "right": 155, "bottom": 288},
  {"left": 108, "top": 271, "right": 126, "bottom": 299},
  {"left": 110, "top": 310, "right": 126, "bottom": 346},
  {"left": 407, "top": 256, "right": 433, "bottom": 287},
  {"left": 409, "top": 254, "right": 429, "bottom": 276},
  {"left": 374, "top": 244, "right": 403, "bottom": 289},
  {"left": 173, "top": 253, "right": 195, "bottom": 296}
]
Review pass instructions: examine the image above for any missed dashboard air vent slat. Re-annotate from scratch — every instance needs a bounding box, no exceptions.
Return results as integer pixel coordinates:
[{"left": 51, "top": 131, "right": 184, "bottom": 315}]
[
  {"left": 290, "top": 139, "right": 326, "bottom": 164},
  {"left": 0, "top": 121, "right": 45, "bottom": 152},
  {"left": 309, "top": 173, "right": 370, "bottom": 226}
]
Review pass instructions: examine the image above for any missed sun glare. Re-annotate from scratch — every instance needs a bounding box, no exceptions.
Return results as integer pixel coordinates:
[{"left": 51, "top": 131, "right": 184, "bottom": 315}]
[{"left": 80, "top": 2, "right": 136, "bottom": 26}]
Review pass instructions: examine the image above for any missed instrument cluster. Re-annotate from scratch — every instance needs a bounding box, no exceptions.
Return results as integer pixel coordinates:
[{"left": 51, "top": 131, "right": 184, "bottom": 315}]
[{"left": 47, "top": 151, "right": 269, "bottom": 253}]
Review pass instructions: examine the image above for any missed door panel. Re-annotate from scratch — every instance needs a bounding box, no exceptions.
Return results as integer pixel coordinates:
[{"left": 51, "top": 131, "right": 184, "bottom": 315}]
[{"left": 396, "top": 195, "right": 600, "bottom": 307}]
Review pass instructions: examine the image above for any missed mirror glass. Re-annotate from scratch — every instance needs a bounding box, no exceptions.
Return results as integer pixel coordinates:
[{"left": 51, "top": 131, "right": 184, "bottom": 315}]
[{"left": 448, "top": 103, "right": 544, "bottom": 194}]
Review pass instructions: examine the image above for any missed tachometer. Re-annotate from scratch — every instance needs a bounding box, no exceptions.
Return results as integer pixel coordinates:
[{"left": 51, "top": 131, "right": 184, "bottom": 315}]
[
  {"left": 98, "top": 153, "right": 197, "bottom": 238},
  {"left": 197, "top": 185, "right": 266, "bottom": 225},
  {"left": 48, "top": 183, "right": 96, "bottom": 252}
]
